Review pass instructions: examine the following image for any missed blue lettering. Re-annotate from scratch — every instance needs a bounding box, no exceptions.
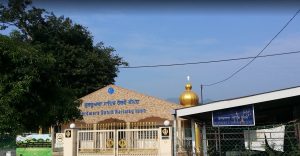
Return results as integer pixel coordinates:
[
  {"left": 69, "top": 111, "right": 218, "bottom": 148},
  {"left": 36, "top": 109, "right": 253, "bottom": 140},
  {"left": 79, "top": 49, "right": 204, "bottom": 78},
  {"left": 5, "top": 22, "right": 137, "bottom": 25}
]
[
  {"left": 104, "top": 102, "right": 109, "bottom": 106},
  {"left": 83, "top": 99, "right": 140, "bottom": 108},
  {"left": 128, "top": 99, "right": 134, "bottom": 104},
  {"left": 135, "top": 109, "right": 146, "bottom": 113},
  {"left": 117, "top": 99, "right": 126, "bottom": 105}
]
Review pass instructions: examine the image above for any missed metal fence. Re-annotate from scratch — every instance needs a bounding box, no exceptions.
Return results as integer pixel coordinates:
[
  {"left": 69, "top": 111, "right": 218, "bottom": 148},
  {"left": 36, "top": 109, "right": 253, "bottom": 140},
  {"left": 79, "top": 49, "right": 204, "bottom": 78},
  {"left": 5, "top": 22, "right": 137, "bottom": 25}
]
[
  {"left": 81, "top": 122, "right": 158, "bottom": 131},
  {"left": 203, "top": 122, "right": 300, "bottom": 156},
  {"left": 77, "top": 129, "right": 160, "bottom": 156},
  {"left": 77, "top": 130, "right": 116, "bottom": 156},
  {"left": 176, "top": 128, "right": 193, "bottom": 156}
]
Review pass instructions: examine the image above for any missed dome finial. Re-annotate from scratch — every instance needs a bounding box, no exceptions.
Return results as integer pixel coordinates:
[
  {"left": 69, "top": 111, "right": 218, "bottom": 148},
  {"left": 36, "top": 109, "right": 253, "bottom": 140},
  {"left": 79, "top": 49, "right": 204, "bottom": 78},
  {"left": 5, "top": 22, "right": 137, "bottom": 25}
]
[
  {"left": 179, "top": 76, "right": 199, "bottom": 107},
  {"left": 185, "top": 75, "right": 192, "bottom": 90}
]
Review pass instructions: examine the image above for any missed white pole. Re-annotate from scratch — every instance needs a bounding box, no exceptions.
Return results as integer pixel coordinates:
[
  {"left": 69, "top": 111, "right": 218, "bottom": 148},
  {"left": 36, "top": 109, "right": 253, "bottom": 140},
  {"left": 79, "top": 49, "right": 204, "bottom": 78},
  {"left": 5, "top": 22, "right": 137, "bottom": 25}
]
[
  {"left": 173, "top": 114, "right": 177, "bottom": 156},
  {"left": 202, "top": 123, "right": 208, "bottom": 156},
  {"left": 191, "top": 119, "right": 196, "bottom": 155}
]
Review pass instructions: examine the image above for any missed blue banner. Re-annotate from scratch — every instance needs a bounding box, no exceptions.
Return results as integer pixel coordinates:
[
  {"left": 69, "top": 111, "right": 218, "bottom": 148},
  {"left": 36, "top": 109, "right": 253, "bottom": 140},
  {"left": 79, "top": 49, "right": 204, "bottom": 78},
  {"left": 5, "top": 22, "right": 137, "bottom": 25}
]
[{"left": 212, "top": 105, "right": 255, "bottom": 126}]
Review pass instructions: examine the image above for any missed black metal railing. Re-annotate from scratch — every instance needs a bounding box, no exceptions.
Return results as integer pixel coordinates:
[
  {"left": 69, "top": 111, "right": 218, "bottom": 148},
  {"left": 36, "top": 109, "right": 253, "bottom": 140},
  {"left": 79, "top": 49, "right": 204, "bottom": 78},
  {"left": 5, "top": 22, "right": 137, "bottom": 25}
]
[{"left": 202, "top": 122, "right": 300, "bottom": 156}]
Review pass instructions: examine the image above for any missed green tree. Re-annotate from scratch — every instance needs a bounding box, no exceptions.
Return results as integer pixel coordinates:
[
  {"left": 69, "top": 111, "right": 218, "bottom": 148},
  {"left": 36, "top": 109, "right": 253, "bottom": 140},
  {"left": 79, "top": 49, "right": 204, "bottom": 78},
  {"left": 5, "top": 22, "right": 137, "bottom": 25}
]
[
  {"left": 0, "top": 0, "right": 127, "bottom": 134},
  {"left": 0, "top": 33, "right": 54, "bottom": 134}
]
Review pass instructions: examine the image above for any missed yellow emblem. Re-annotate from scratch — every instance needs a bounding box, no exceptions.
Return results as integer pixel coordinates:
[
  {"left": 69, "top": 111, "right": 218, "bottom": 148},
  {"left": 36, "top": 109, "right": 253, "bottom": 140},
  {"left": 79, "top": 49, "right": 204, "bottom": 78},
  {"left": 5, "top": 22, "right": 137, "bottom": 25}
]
[
  {"left": 162, "top": 128, "right": 169, "bottom": 136},
  {"left": 65, "top": 130, "right": 71, "bottom": 138},
  {"left": 106, "top": 139, "right": 114, "bottom": 148},
  {"left": 118, "top": 139, "right": 127, "bottom": 148}
]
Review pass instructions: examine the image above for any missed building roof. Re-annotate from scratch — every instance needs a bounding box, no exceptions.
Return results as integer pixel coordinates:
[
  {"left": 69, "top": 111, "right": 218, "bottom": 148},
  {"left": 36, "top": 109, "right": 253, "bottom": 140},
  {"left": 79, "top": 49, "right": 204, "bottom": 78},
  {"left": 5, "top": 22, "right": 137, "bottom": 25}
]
[
  {"left": 175, "top": 86, "right": 300, "bottom": 117},
  {"left": 79, "top": 84, "right": 182, "bottom": 123}
]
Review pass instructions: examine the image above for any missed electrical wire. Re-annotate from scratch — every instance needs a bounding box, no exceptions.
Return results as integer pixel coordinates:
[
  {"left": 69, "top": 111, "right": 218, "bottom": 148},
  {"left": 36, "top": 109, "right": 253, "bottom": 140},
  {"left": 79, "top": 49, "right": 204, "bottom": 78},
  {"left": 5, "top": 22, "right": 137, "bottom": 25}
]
[
  {"left": 203, "top": 9, "right": 300, "bottom": 87},
  {"left": 119, "top": 9, "right": 300, "bottom": 88},
  {"left": 119, "top": 50, "right": 300, "bottom": 69}
]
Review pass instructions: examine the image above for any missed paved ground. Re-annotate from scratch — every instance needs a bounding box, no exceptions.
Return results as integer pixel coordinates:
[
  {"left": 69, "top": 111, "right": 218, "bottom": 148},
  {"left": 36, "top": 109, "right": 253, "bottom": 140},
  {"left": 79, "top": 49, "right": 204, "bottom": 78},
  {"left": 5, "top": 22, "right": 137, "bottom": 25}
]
[{"left": 52, "top": 151, "right": 63, "bottom": 156}]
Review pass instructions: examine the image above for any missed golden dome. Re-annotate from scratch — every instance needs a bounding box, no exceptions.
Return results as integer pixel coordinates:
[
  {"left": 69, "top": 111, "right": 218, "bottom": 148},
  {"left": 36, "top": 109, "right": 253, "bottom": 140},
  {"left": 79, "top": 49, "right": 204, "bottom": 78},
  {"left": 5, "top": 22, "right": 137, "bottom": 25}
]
[{"left": 179, "top": 83, "right": 199, "bottom": 107}]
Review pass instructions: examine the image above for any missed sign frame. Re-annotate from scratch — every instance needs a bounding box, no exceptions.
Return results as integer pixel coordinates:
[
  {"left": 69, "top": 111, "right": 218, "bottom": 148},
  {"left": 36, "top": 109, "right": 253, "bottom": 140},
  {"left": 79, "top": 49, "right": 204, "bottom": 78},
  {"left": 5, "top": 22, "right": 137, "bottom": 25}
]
[
  {"left": 212, "top": 104, "right": 255, "bottom": 127},
  {"left": 161, "top": 127, "right": 170, "bottom": 139},
  {"left": 65, "top": 130, "right": 72, "bottom": 138}
]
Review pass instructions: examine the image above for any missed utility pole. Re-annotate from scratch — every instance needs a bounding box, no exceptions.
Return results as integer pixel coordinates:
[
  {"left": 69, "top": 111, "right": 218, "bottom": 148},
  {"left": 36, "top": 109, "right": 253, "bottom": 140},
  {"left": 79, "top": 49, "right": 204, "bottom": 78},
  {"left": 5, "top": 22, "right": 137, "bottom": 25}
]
[{"left": 201, "top": 84, "right": 203, "bottom": 104}]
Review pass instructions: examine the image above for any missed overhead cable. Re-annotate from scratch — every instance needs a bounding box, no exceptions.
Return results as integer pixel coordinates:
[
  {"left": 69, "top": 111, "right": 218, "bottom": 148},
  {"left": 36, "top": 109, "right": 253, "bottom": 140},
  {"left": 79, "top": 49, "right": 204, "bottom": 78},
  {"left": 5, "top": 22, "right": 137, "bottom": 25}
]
[
  {"left": 119, "top": 50, "right": 300, "bottom": 69},
  {"left": 203, "top": 9, "right": 300, "bottom": 87}
]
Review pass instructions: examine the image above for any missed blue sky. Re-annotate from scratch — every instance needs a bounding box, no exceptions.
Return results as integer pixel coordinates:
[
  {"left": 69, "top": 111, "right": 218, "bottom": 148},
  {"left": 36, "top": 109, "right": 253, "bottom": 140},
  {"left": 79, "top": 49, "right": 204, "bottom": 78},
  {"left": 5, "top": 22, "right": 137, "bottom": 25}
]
[{"left": 6, "top": 2, "right": 300, "bottom": 102}]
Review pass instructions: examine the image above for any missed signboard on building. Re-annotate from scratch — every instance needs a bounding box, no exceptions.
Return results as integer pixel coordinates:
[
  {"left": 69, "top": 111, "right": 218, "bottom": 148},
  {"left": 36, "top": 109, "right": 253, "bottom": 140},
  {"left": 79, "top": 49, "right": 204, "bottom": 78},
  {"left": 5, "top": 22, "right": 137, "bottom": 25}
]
[
  {"left": 212, "top": 105, "right": 255, "bottom": 126},
  {"left": 79, "top": 85, "right": 181, "bottom": 123}
]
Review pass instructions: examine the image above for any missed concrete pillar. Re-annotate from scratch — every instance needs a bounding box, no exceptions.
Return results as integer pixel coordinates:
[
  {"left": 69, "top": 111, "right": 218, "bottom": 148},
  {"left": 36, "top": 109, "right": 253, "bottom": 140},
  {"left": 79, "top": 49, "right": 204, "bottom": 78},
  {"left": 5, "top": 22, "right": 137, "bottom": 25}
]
[
  {"left": 63, "top": 128, "right": 78, "bottom": 156},
  {"left": 202, "top": 124, "right": 208, "bottom": 156},
  {"left": 173, "top": 117, "right": 177, "bottom": 156},
  {"left": 191, "top": 119, "right": 196, "bottom": 155},
  {"left": 93, "top": 124, "right": 97, "bottom": 150},
  {"left": 159, "top": 127, "right": 172, "bottom": 156},
  {"left": 195, "top": 122, "right": 201, "bottom": 156},
  {"left": 126, "top": 122, "right": 131, "bottom": 147},
  {"left": 38, "top": 126, "right": 42, "bottom": 134},
  {"left": 51, "top": 126, "right": 55, "bottom": 152},
  {"left": 177, "top": 119, "right": 183, "bottom": 152},
  {"left": 126, "top": 122, "right": 131, "bottom": 129},
  {"left": 182, "top": 120, "right": 185, "bottom": 146},
  {"left": 93, "top": 123, "right": 97, "bottom": 130}
]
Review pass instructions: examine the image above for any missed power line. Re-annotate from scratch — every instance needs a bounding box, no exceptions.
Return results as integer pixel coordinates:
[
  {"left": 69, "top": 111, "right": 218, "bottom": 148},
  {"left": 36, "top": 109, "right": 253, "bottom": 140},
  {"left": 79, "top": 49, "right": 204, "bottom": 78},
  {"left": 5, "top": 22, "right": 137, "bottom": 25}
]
[
  {"left": 119, "top": 50, "right": 300, "bottom": 69},
  {"left": 203, "top": 9, "right": 300, "bottom": 87}
]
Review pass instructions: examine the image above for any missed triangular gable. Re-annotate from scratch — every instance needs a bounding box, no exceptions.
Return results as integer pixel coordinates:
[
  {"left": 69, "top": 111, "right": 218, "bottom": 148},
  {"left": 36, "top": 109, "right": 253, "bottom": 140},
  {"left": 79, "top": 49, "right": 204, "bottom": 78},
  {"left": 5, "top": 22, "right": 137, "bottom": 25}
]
[{"left": 79, "top": 85, "right": 182, "bottom": 123}]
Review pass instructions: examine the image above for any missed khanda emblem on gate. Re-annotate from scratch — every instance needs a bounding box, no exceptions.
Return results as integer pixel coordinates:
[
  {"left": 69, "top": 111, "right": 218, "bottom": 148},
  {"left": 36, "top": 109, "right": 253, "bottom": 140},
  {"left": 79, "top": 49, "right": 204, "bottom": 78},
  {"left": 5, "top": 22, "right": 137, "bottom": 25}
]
[
  {"left": 118, "top": 139, "right": 127, "bottom": 148},
  {"left": 106, "top": 139, "right": 114, "bottom": 148},
  {"left": 65, "top": 130, "right": 71, "bottom": 138},
  {"left": 162, "top": 128, "right": 169, "bottom": 136}
]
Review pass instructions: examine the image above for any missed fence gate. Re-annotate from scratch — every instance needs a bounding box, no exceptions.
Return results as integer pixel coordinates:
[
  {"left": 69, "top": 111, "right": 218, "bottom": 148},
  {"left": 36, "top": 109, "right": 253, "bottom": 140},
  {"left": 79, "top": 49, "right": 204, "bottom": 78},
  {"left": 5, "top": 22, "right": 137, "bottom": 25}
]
[
  {"left": 77, "top": 130, "right": 116, "bottom": 156},
  {"left": 77, "top": 129, "right": 159, "bottom": 156},
  {"left": 116, "top": 129, "right": 159, "bottom": 156}
]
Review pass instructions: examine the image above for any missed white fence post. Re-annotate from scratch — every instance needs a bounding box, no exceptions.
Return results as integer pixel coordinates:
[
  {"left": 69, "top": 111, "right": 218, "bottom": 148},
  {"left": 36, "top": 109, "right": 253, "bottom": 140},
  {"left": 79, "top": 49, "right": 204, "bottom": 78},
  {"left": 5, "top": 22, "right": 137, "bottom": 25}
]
[
  {"left": 159, "top": 127, "right": 172, "bottom": 156},
  {"left": 63, "top": 128, "right": 78, "bottom": 156}
]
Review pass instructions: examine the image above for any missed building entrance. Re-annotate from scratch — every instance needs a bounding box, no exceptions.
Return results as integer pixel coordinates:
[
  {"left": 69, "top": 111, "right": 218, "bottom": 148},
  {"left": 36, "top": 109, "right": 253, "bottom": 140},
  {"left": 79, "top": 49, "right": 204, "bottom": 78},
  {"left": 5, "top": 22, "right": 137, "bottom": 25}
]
[{"left": 77, "top": 122, "right": 161, "bottom": 156}]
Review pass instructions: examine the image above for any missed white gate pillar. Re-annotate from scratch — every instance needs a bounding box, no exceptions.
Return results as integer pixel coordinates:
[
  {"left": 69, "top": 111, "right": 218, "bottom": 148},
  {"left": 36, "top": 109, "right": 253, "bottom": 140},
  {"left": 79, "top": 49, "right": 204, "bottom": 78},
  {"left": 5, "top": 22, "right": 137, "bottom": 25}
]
[
  {"left": 202, "top": 124, "right": 208, "bottom": 156},
  {"left": 159, "top": 127, "right": 172, "bottom": 156},
  {"left": 191, "top": 119, "right": 196, "bottom": 155},
  {"left": 63, "top": 128, "right": 78, "bottom": 156}
]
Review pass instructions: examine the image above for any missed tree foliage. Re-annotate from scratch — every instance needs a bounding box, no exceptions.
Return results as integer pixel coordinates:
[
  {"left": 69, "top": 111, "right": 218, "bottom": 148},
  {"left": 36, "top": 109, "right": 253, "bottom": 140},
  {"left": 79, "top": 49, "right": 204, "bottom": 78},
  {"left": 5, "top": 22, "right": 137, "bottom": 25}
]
[{"left": 0, "top": 0, "right": 127, "bottom": 134}]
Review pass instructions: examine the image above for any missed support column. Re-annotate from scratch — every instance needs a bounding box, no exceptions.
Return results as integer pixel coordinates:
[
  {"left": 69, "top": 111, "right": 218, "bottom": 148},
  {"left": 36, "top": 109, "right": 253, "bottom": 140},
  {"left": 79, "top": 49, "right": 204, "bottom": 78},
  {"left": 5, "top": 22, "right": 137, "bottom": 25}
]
[
  {"left": 173, "top": 116, "right": 177, "bottom": 156},
  {"left": 202, "top": 124, "right": 207, "bottom": 156},
  {"left": 182, "top": 120, "right": 185, "bottom": 148},
  {"left": 126, "top": 122, "right": 130, "bottom": 148},
  {"left": 191, "top": 119, "right": 196, "bottom": 155},
  {"left": 38, "top": 126, "right": 42, "bottom": 134},
  {"left": 93, "top": 123, "right": 97, "bottom": 130},
  {"left": 177, "top": 119, "right": 183, "bottom": 152},
  {"left": 195, "top": 122, "right": 201, "bottom": 156},
  {"left": 93, "top": 123, "right": 97, "bottom": 150},
  {"left": 159, "top": 127, "right": 172, "bottom": 156},
  {"left": 126, "top": 122, "right": 130, "bottom": 129},
  {"left": 63, "top": 128, "right": 78, "bottom": 156},
  {"left": 51, "top": 126, "right": 55, "bottom": 152}
]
